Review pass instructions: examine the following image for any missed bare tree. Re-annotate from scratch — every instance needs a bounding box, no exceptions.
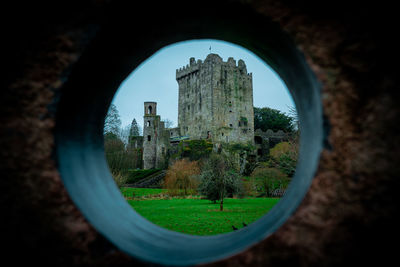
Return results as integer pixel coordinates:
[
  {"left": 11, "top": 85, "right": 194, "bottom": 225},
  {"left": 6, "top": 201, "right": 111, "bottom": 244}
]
[
  {"left": 104, "top": 104, "right": 121, "bottom": 135},
  {"left": 119, "top": 125, "right": 131, "bottom": 146},
  {"left": 287, "top": 105, "right": 299, "bottom": 130},
  {"left": 163, "top": 119, "right": 174, "bottom": 128}
]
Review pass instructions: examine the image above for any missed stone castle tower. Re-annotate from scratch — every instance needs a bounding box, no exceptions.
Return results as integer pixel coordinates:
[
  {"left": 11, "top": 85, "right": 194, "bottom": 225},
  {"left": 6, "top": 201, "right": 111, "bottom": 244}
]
[
  {"left": 142, "top": 54, "right": 255, "bottom": 169},
  {"left": 142, "top": 102, "right": 168, "bottom": 169},
  {"left": 176, "top": 53, "right": 254, "bottom": 144}
]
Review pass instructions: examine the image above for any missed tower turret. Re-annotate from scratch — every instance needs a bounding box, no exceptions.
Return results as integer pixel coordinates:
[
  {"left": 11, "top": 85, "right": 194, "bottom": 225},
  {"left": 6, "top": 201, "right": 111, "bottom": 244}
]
[{"left": 143, "top": 102, "right": 159, "bottom": 169}]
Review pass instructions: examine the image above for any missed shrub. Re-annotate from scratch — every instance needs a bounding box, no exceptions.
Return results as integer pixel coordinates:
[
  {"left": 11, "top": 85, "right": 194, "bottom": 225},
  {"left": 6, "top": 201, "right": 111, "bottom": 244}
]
[
  {"left": 164, "top": 159, "right": 200, "bottom": 196},
  {"left": 269, "top": 141, "right": 298, "bottom": 177},
  {"left": 112, "top": 172, "right": 128, "bottom": 188},
  {"left": 250, "top": 165, "right": 289, "bottom": 197},
  {"left": 241, "top": 176, "right": 258, "bottom": 197},
  {"left": 181, "top": 140, "right": 213, "bottom": 161}
]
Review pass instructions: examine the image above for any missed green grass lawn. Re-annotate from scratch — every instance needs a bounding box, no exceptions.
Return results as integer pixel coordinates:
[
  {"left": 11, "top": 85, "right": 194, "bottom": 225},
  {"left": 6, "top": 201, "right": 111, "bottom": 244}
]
[
  {"left": 125, "top": 191, "right": 280, "bottom": 235},
  {"left": 121, "top": 187, "right": 166, "bottom": 197}
]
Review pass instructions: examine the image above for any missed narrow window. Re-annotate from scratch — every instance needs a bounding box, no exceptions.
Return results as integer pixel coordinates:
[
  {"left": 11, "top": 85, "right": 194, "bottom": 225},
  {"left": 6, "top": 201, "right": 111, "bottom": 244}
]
[
  {"left": 229, "top": 124, "right": 233, "bottom": 127},
  {"left": 147, "top": 121, "right": 151, "bottom": 127},
  {"left": 199, "top": 93, "right": 202, "bottom": 110},
  {"left": 188, "top": 105, "right": 190, "bottom": 110},
  {"left": 238, "top": 121, "right": 241, "bottom": 127},
  {"left": 148, "top": 105, "right": 152, "bottom": 114},
  {"left": 147, "top": 135, "right": 151, "bottom": 141},
  {"left": 255, "top": 136, "right": 262, "bottom": 144},
  {"left": 222, "top": 133, "right": 224, "bottom": 136}
]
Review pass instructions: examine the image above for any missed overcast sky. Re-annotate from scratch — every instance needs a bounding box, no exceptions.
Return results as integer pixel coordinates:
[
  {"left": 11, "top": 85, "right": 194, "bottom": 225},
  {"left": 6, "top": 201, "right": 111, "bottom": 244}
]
[{"left": 112, "top": 39, "right": 294, "bottom": 130}]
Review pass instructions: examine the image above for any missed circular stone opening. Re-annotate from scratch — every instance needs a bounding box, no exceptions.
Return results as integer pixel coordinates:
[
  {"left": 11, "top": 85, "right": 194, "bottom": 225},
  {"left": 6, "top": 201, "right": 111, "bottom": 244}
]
[
  {"left": 107, "top": 39, "right": 298, "bottom": 236},
  {"left": 55, "top": 3, "right": 323, "bottom": 266}
]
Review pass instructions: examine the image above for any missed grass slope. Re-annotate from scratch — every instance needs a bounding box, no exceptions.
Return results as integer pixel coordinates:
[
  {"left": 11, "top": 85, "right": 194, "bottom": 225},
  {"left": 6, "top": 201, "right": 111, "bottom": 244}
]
[{"left": 126, "top": 195, "right": 280, "bottom": 236}]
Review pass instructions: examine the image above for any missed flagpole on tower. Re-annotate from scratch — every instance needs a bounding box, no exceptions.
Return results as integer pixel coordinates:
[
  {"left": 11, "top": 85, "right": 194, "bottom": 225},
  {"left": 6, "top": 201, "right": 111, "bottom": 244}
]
[{"left": 209, "top": 46, "right": 211, "bottom": 54}]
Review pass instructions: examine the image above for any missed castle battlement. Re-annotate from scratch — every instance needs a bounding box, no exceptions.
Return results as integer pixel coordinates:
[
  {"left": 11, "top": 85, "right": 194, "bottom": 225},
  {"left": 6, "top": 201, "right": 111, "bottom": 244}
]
[
  {"left": 176, "top": 54, "right": 252, "bottom": 80},
  {"left": 176, "top": 60, "right": 200, "bottom": 79},
  {"left": 254, "top": 129, "right": 288, "bottom": 138}
]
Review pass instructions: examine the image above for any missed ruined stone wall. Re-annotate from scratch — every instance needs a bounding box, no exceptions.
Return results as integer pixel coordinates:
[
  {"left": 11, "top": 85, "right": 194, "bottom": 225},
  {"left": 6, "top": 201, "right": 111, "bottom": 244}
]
[
  {"left": 254, "top": 129, "right": 290, "bottom": 160},
  {"left": 129, "top": 136, "right": 143, "bottom": 149},
  {"left": 143, "top": 102, "right": 158, "bottom": 169},
  {"left": 143, "top": 102, "right": 171, "bottom": 169},
  {"left": 167, "top": 127, "right": 181, "bottom": 138},
  {"left": 143, "top": 116, "right": 159, "bottom": 169},
  {"left": 176, "top": 54, "right": 254, "bottom": 144},
  {"left": 155, "top": 122, "right": 169, "bottom": 169}
]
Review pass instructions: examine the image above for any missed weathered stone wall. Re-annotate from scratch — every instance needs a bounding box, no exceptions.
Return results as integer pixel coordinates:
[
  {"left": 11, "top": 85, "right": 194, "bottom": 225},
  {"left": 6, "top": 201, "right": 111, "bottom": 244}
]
[
  {"left": 155, "top": 122, "right": 169, "bottom": 169},
  {"left": 143, "top": 102, "right": 170, "bottom": 169},
  {"left": 254, "top": 128, "right": 290, "bottom": 159},
  {"left": 129, "top": 136, "right": 143, "bottom": 149},
  {"left": 176, "top": 54, "right": 254, "bottom": 144},
  {"left": 167, "top": 127, "right": 181, "bottom": 138},
  {"left": 143, "top": 102, "right": 158, "bottom": 169}
]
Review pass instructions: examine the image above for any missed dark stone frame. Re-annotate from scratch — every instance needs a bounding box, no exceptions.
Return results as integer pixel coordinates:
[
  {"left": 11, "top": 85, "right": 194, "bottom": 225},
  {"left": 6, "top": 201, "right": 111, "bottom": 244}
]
[{"left": 55, "top": 3, "right": 323, "bottom": 266}]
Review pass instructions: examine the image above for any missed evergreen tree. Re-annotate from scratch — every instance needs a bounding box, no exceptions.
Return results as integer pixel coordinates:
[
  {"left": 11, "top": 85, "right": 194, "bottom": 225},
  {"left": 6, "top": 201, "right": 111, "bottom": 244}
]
[{"left": 130, "top": 118, "right": 140, "bottom": 136}]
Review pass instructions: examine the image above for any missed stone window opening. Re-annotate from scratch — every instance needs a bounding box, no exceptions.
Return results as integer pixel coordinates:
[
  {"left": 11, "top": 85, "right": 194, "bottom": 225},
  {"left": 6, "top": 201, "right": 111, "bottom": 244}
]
[
  {"left": 222, "top": 132, "right": 224, "bottom": 136},
  {"left": 148, "top": 106, "right": 152, "bottom": 114},
  {"left": 147, "top": 121, "right": 151, "bottom": 127},
  {"left": 244, "top": 121, "right": 248, "bottom": 126},
  {"left": 147, "top": 135, "right": 151, "bottom": 141},
  {"left": 255, "top": 136, "right": 262, "bottom": 144},
  {"left": 229, "top": 124, "right": 233, "bottom": 127},
  {"left": 188, "top": 105, "right": 190, "bottom": 110},
  {"left": 238, "top": 121, "right": 241, "bottom": 127}
]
